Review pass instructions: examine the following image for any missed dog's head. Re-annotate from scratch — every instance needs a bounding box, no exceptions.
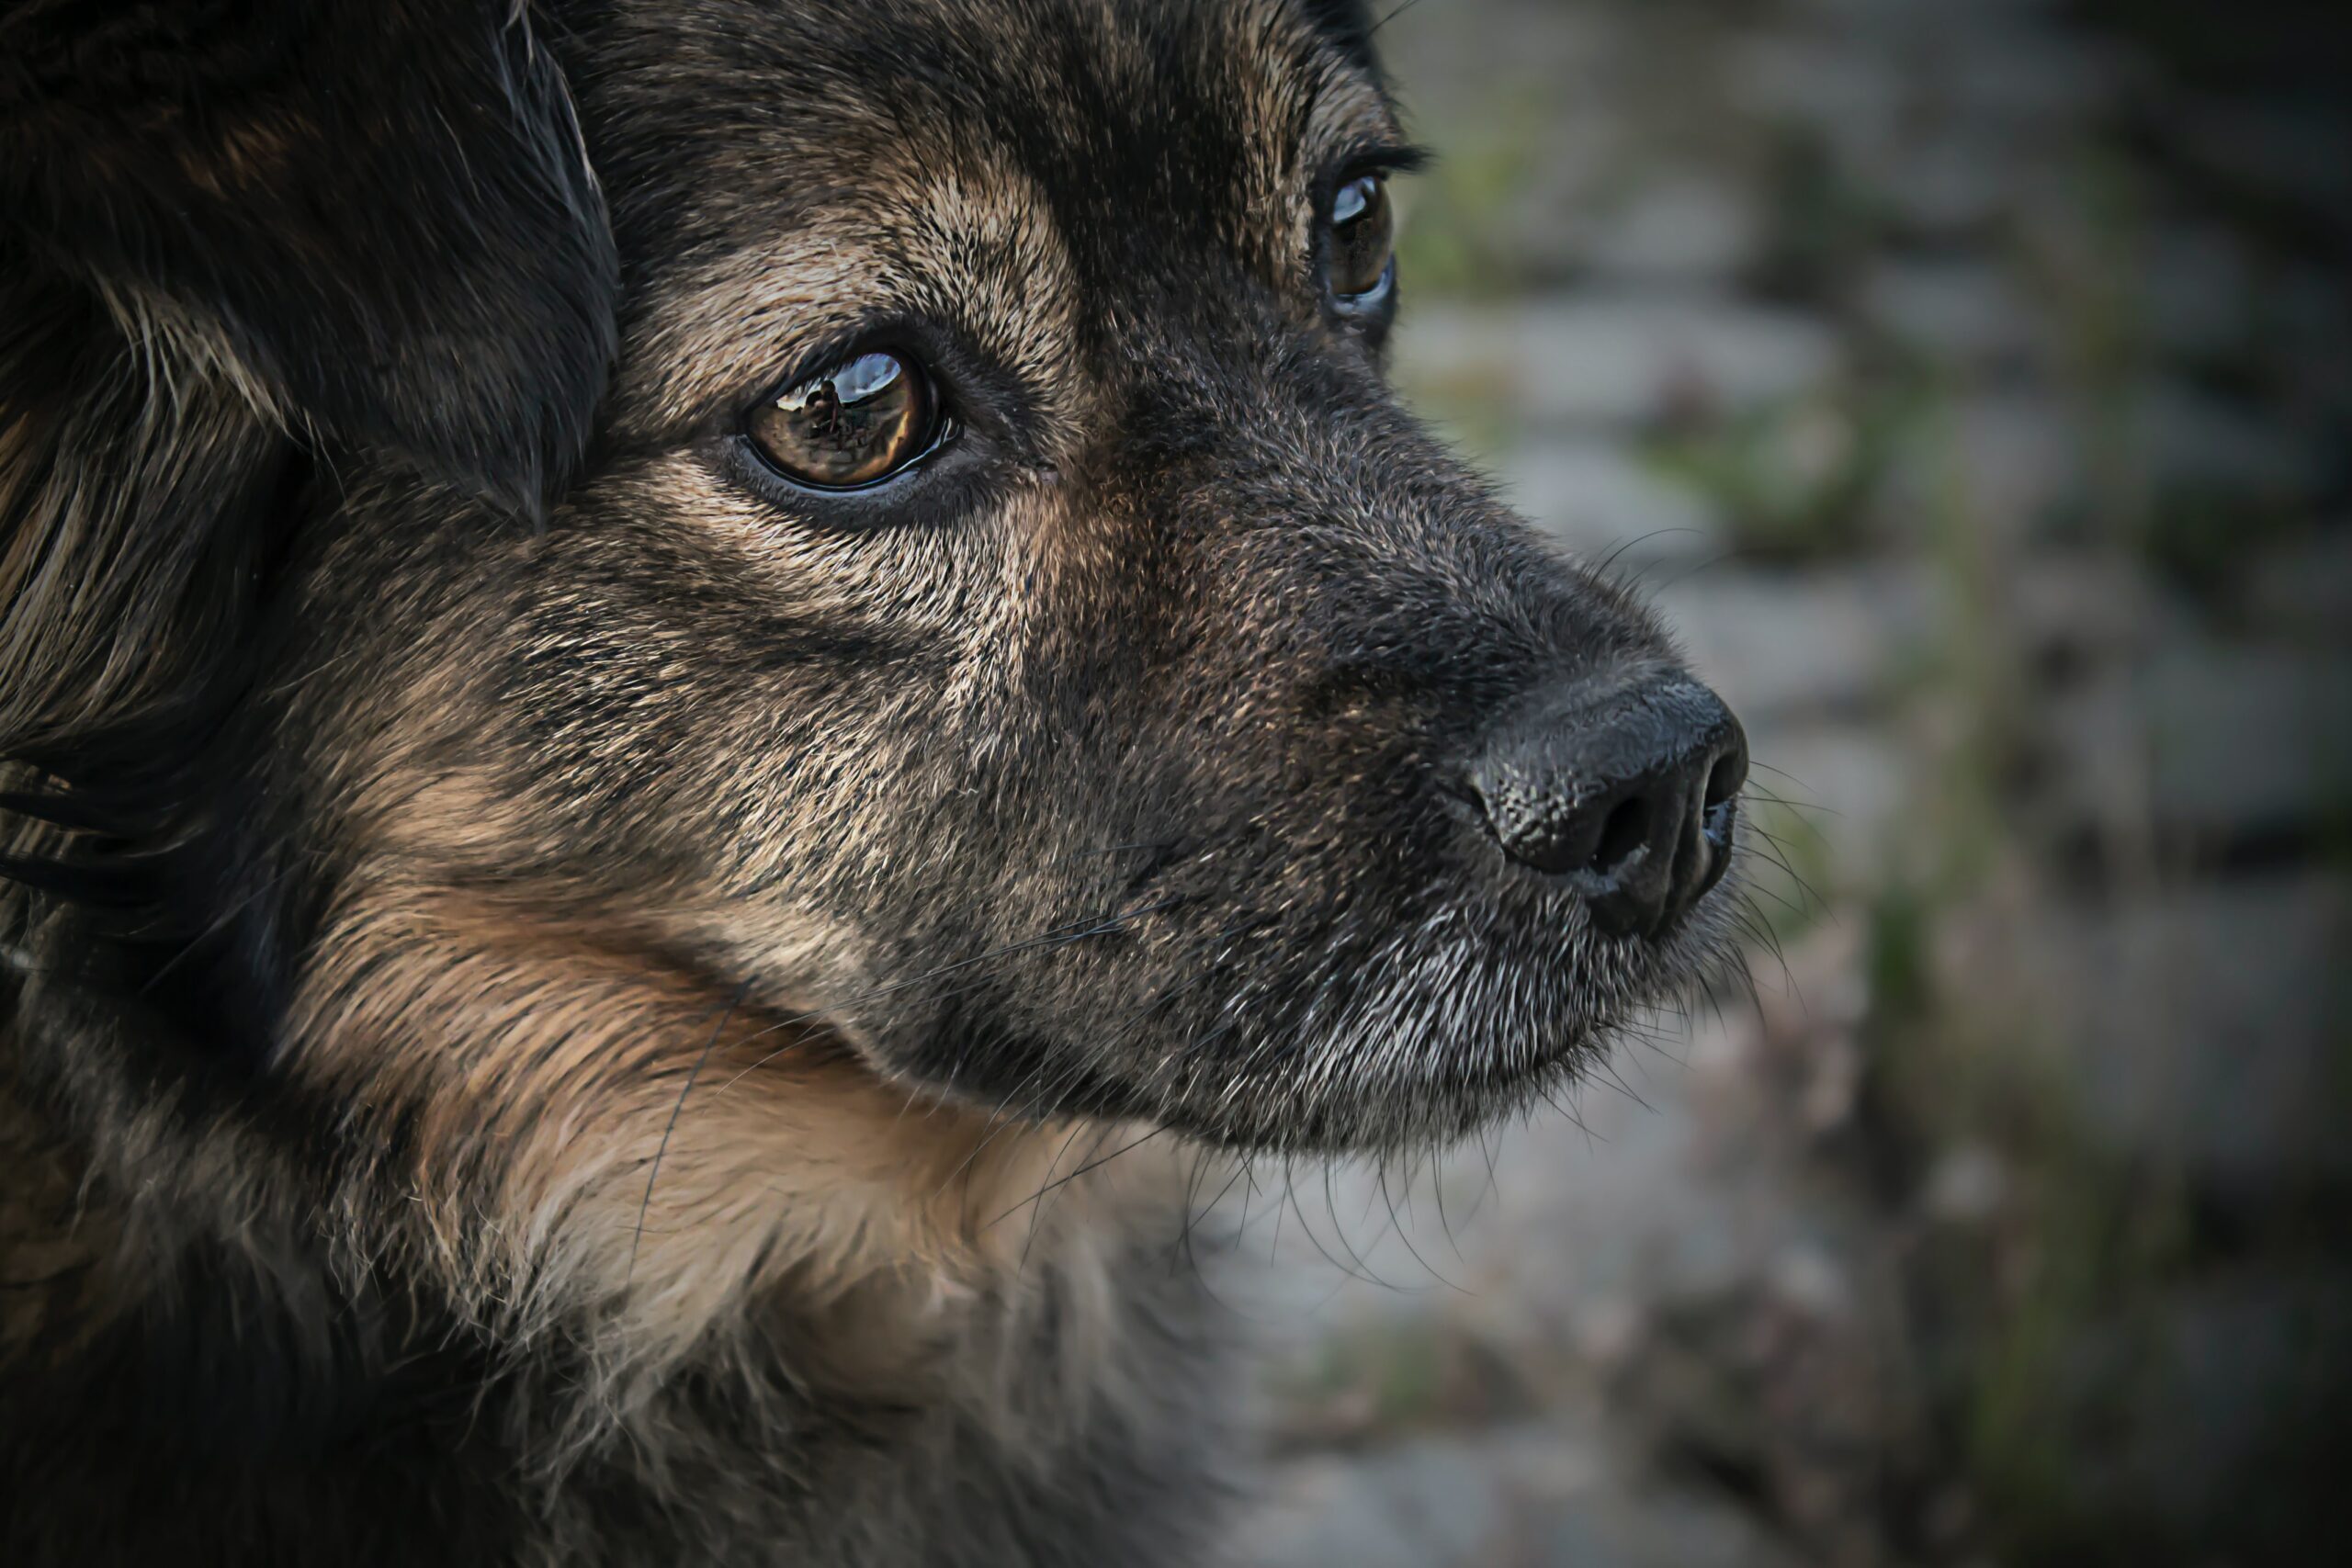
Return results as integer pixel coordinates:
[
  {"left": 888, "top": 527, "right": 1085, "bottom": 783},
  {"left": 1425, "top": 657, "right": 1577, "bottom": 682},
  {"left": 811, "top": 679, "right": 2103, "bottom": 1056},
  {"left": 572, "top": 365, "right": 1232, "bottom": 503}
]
[{"left": 4, "top": 0, "right": 1743, "bottom": 1314}]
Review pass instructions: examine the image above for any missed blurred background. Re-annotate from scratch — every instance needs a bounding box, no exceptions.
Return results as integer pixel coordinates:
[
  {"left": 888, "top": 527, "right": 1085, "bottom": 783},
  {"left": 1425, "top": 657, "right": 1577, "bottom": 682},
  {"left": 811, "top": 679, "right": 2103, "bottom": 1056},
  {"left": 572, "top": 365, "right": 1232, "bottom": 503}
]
[{"left": 1240, "top": 2, "right": 2352, "bottom": 1563}]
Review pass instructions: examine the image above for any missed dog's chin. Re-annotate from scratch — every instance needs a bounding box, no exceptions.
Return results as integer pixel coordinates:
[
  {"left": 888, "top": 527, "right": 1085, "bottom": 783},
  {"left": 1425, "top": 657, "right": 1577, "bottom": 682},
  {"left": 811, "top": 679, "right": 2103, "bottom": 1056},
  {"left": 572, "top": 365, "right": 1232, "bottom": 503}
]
[
  {"left": 1080, "top": 888, "right": 1740, "bottom": 1156},
  {"left": 812, "top": 874, "right": 1743, "bottom": 1158},
  {"left": 1243, "top": 899, "right": 1736, "bottom": 1150},
  {"left": 1148, "top": 1031, "right": 1608, "bottom": 1157}
]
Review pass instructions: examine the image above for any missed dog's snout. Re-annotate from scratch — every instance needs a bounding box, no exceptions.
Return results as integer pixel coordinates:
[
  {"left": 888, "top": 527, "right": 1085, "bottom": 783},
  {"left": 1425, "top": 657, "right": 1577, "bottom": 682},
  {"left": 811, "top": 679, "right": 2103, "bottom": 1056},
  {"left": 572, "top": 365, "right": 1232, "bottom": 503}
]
[{"left": 1468, "top": 674, "right": 1748, "bottom": 938}]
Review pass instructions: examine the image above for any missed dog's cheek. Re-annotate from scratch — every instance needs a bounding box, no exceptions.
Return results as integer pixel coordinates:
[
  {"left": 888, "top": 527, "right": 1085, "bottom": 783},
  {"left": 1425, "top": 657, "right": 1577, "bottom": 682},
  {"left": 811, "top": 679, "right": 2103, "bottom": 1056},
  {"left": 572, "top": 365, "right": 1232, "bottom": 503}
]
[{"left": 459, "top": 466, "right": 1035, "bottom": 932}]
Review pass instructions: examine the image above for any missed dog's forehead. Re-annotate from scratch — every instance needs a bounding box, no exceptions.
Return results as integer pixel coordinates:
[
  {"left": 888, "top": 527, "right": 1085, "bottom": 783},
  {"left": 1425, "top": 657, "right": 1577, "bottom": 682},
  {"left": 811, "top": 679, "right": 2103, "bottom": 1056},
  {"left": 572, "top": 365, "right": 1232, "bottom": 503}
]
[
  {"left": 584, "top": 0, "right": 1387, "bottom": 232},
  {"left": 580, "top": 0, "right": 1395, "bottom": 432}
]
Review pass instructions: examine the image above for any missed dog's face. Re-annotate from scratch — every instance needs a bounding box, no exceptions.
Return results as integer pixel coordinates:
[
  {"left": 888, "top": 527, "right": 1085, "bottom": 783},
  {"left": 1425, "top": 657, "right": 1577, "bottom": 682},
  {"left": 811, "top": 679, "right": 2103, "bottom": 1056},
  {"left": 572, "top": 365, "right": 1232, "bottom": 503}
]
[
  {"left": 7, "top": 0, "right": 1745, "bottom": 1222},
  {"left": 221, "top": 0, "right": 1743, "bottom": 1169},
  {"left": 234, "top": 0, "right": 1738, "bottom": 1160}
]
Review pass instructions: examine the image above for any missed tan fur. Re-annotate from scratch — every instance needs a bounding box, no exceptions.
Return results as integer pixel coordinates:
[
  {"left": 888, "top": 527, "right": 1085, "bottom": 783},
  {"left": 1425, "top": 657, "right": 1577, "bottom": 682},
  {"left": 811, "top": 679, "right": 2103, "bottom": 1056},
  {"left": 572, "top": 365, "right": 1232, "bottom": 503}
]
[
  {"left": 617, "top": 148, "right": 1086, "bottom": 450},
  {"left": 5, "top": 4, "right": 1520, "bottom": 1559},
  {"left": 92, "top": 276, "right": 286, "bottom": 433},
  {"left": 0, "top": 322, "right": 278, "bottom": 750},
  {"left": 1, "top": 0, "right": 1396, "bottom": 1440},
  {"left": 1208, "top": 0, "right": 1401, "bottom": 277},
  {"left": 172, "top": 114, "right": 304, "bottom": 200},
  {"left": 283, "top": 867, "right": 1186, "bottom": 1418}
]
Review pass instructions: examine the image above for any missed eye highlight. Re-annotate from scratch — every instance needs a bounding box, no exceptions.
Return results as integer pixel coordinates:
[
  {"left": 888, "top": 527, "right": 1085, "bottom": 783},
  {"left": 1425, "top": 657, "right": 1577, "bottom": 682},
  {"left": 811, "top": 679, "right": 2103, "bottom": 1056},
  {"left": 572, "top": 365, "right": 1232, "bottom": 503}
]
[
  {"left": 746, "top": 350, "right": 942, "bottom": 490},
  {"left": 1327, "top": 173, "right": 1395, "bottom": 301}
]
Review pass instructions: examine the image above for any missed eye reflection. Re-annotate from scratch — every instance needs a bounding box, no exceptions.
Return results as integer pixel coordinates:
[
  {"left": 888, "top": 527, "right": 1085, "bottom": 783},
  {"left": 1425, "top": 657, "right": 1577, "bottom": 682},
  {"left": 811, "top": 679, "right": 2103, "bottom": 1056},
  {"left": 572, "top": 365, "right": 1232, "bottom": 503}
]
[
  {"left": 746, "top": 350, "right": 939, "bottom": 489},
  {"left": 1328, "top": 173, "right": 1395, "bottom": 300}
]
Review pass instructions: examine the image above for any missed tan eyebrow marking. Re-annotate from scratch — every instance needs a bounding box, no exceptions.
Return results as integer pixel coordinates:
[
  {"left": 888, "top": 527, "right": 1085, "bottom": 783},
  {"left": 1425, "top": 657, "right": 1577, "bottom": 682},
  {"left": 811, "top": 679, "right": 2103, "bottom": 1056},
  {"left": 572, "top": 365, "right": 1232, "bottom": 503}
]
[
  {"left": 613, "top": 149, "right": 1087, "bottom": 455},
  {"left": 611, "top": 4, "right": 1395, "bottom": 453},
  {"left": 1208, "top": 0, "right": 1404, "bottom": 280}
]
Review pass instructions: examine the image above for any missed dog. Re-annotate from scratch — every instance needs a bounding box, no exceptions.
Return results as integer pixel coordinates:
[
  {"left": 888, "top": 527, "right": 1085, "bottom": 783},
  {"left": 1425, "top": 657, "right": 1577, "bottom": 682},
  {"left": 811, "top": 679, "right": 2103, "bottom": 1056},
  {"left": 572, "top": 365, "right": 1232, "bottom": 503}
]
[{"left": 0, "top": 1, "right": 1749, "bottom": 1561}]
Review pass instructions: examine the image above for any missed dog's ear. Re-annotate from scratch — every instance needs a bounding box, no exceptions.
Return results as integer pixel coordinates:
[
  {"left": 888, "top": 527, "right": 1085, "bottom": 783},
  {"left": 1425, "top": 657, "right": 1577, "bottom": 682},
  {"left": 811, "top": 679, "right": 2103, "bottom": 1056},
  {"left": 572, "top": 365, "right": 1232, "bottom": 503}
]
[
  {"left": 1, "top": 0, "right": 616, "bottom": 763},
  {"left": 0, "top": 0, "right": 616, "bottom": 511}
]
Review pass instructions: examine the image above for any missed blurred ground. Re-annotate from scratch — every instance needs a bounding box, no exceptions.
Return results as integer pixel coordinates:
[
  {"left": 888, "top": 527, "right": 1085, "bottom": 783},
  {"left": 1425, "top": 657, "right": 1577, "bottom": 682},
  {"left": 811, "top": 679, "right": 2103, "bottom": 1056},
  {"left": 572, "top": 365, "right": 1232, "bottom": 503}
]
[{"left": 1237, "top": 2, "right": 2352, "bottom": 1563}]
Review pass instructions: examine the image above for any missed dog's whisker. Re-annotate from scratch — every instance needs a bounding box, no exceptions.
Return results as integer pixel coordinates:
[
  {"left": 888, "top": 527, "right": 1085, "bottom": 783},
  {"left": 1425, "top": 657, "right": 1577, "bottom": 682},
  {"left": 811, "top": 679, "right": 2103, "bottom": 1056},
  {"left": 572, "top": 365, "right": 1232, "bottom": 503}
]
[
  {"left": 988, "top": 1124, "right": 1169, "bottom": 1233},
  {"left": 628, "top": 979, "right": 754, "bottom": 1286}
]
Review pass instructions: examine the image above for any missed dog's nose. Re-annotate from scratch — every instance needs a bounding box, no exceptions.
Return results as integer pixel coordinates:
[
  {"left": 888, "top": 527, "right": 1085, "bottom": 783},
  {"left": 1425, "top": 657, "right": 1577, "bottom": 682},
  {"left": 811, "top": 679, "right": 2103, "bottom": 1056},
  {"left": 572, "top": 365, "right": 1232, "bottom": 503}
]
[{"left": 1468, "top": 673, "right": 1747, "bottom": 937}]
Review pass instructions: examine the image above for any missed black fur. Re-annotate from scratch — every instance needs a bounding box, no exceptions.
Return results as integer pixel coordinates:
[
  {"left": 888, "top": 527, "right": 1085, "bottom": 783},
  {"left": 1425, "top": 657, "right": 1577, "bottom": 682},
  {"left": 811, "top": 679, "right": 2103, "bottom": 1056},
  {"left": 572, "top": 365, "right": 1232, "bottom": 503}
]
[{"left": 2, "top": 3, "right": 1743, "bottom": 1562}]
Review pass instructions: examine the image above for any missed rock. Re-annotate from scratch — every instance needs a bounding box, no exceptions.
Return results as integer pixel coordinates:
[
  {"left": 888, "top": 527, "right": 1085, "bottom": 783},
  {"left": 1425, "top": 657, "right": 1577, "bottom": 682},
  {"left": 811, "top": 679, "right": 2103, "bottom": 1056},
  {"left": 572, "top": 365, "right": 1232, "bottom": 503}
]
[
  {"left": 2269, "top": 265, "right": 2352, "bottom": 388},
  {"left": 1979, "top": 876, "right": 2352, "bottom": 1190},
  {"left": 2010, "top": 549, "right": 2182, "bottom": 669},
  {"left": 1875, "top": 390, "right": 2086, "bottom": 541},
  {"left": 1396, "top": 299, "right": 1842, "bottom": 431},
  {"left": 1731, "top": 35, "right": 1903, "bottom": 161},
  {"left": 2143, "top": 222, "right": 2256, "bottom": 362},
  {"left": 1649, "top": 392, "right": 1892, "bottom": 561},
  {"left": 1885, "top": 383, "right": 2320, "bottom": 546},
  {"left": 1861, "top": 259, "right": 2044, "bottom": 368},
  {"left": 2163, "top": 98, "right": 2352, "bottom": 234},
  {"left": 2129, "top": 378, "right": 2324, "bottom": 502},
  {"left": 1583, "top": 175, "right": 1765, "bottom": 287},
  {"left": 1248, "top": 1043, "right": 1801, "bottom": 1353},
  {"left": 1251, "top": 1424, "right": 1798, "bottom": 1568},
  {"left": 1442, "top": 162, "right": 1759, "bottom": 293},
  {"left": 1740, "top": 8, "right": 2120, "bottom": 240},
  {"left": 1921, "top": 1144, "right": 2008, "bottom": 1225},
  {"left": 1486, "top": 132, "right": 1628, "bottom": 287},
  {"left": 1535, "top": 1483, "right": 1802, "bottom": 1568},
  {"left": 1928, "top": 27, "right": 2125, "bottom": 131},
  {"left": 1740, "top": 721, "right": 1911, "bottom": 889},
  {"left": 1653, "top": 565, "right": 1924, "bottom": 719},
  {"left": 1251, "top": 1438, "right": 1513, "bottom": 1568},
  {"left": 1767, "top": 1244, "right": 1853, "bottom": 1321},
  {"left": 2062, "top": 1270, "right": 2352, "bottom": 1554},
  {"left": 2043, "top": 643, "right": 2352, "bottom": 842},
  {"left": 1499, "top": 439, "right": 1726, "bottom": 570},
  {"left": 1865, "top": 131, "right": 2025, "bottom": 238},
  {"left": 2241, "top": 525, "right": 2352, "bottom": 644}
]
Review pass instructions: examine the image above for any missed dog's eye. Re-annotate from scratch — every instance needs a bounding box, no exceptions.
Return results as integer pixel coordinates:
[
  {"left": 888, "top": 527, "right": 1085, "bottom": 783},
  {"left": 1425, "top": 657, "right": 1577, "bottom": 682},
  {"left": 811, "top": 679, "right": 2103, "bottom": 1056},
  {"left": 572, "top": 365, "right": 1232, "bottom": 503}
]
[
  {"left": 1328, "top": 174, "right": 1395, "bottom": 300},
  {"left": 746, "top": 351, "right": 940, "bottom": 489}
]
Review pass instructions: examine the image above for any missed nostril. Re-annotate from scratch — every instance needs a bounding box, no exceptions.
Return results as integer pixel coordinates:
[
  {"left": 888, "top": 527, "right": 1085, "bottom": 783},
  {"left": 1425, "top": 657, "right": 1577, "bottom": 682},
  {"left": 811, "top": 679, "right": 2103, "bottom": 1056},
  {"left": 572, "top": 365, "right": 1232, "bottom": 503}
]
[
  {"left": 1467, "top": 671, "right": 1746, "bottom": 935},
  {"left": 1589, "top": 794, "right": 1650, "bottom": 877},
  {"left": 1702, "top": 752, "right": 1742, "bottom": 811}
]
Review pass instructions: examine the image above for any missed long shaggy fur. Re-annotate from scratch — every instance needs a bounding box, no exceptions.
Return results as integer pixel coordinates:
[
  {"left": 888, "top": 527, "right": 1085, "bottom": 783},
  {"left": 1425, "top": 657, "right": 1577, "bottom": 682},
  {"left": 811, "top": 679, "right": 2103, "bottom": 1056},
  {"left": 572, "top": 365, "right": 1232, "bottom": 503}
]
[{"left": 1, "top": 2, "right": 1742, "bottom": 1562}]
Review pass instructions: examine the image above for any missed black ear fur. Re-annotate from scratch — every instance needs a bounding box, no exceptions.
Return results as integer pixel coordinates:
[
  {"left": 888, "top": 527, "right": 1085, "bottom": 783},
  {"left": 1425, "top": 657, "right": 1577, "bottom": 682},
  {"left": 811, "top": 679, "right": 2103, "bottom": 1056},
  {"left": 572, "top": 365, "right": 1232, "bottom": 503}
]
[
  {"left": 0, "top": 1, "right": 616, "bottom": 757},
  {"left": 1296, "top": 0, "right": 1381, "bottom": 70},
  {"left": 1, "top": 0, "right": 617, "bottom": 515}
]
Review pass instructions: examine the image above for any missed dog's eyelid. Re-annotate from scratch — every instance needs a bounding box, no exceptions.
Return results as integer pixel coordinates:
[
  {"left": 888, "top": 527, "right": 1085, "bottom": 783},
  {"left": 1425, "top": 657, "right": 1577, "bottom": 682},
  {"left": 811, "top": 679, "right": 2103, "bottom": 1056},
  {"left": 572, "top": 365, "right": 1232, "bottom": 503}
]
[
  {"left": 1329, "top": 140, "right": 1431, "bottom": 185},
  {"left": 718, "top": 318, "right": 1055, "bottom": 514},
  {"left": 727, "top": 321, "right": 993, "bottom": 451},
  {"left": 757, "top": 321, "right": 937, "bottom": 417}
]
